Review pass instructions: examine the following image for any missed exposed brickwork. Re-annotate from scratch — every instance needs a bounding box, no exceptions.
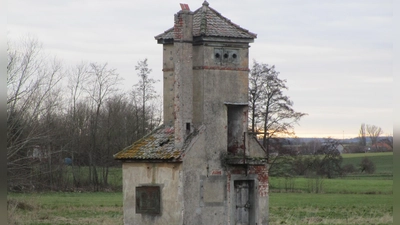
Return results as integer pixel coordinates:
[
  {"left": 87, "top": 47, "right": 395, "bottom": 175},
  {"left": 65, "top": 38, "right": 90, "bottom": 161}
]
[
  {"left": 249, "top": 165, "right": 269, "bottom": 197},
  {"left": 227, "top": 165, "right": 268, "bottom": 197},
  {"left": 211, "top": 170, "right": 222, "bottom": 175},
  {"left": 174, "top": 15, "right": 183, "bottom": 40}
]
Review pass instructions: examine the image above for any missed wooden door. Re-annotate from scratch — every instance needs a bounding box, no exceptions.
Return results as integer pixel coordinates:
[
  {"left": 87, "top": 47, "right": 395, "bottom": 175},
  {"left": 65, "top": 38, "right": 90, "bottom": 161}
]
[{"left": 234, "top": 180, "right": 252, "bottom": 225}]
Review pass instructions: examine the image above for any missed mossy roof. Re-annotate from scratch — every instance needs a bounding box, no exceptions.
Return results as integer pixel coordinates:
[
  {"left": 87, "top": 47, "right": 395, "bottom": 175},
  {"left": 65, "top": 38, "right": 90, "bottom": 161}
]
[{"left": 113, "top": 125, "right": 181, "bottom": 161}]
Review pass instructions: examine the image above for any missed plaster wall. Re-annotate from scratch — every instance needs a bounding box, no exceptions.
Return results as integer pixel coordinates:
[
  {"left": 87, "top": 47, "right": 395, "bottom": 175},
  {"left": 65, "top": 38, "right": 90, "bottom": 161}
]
[
  {"left": 122, "top": 162, "right": 183, "bottom": 225},
  {"left": 182, "top": 126, "right": 228, "bottom": 225},
  {"left": 195, "top": 44, "right": 249, "bottom": 171},
  {"left": 192, "top": 45, "right": 205, "bottom": 127},
  {"left": 163, "top": 44, "right": 175, "bottom": 127},
  {"left": 173, "top": 10, "right": 193, "bottom": 148},
  {"left": 247, "top": 135, "right": 267, "bottom": 158}
]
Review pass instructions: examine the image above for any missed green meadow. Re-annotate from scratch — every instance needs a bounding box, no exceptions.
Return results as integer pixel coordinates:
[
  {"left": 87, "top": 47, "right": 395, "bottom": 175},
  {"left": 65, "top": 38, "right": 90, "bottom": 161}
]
[
  {"left": 8, "top": 192, "right": 123, "bottom": 225},
  {"left": 268, "top": 152, "right": 393, "bottom": 224},
  {"left": 8, "top": 152, "right": 393, "bottom": 225}
]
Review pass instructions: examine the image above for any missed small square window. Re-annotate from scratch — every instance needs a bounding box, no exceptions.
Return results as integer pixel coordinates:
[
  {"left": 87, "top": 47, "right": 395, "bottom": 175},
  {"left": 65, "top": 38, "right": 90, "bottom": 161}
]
[{"left": 136, "top": 186, "right": 161, "bottom": 214}]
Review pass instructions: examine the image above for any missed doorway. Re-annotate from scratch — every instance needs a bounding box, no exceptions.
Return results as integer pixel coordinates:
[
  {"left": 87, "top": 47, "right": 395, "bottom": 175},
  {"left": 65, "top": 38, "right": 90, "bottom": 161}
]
[{"left": 234, "top": 180, "right": 255, "bottom": 225}]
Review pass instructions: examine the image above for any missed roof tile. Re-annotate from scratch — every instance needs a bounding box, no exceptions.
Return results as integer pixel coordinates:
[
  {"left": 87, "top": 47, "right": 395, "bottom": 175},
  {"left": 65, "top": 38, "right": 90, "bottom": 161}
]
[
  {"left": 155, "top": 1, "right": 256, "bottom": 41},
  {"left": 113, "top": 125, "right": 181, "bottom": 160}
]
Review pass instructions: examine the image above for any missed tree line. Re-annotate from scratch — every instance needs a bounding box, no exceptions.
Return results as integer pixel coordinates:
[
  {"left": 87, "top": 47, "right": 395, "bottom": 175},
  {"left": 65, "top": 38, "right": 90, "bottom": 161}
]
[
  {"left": 7, "top": 37, "right": 309, "bottom": 191},
  {"left": 7, "top": 36, "right": 161, "bottom": 191},
  {"left": 11, "top": 36, "right": 386, "bottom": 192}
]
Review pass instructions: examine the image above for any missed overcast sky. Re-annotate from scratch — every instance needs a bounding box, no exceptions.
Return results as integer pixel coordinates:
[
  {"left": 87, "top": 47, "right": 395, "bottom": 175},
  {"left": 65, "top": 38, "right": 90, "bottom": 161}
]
[{"left": 8, "top": 0, "right": 393, "bottom": 139}]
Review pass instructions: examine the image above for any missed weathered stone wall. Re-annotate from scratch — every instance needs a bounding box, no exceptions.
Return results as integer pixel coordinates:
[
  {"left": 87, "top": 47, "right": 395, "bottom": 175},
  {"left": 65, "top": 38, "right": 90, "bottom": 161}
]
[
  {"left": 173, "top": 9, "right": 194, "bottom": 149},
  {"left": 122, "top": 162, "right": 183, "bottom": 225}
]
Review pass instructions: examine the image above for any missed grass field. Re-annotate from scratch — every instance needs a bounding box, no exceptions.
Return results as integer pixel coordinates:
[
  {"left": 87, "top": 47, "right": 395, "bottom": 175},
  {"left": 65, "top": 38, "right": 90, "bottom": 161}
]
[
  {"left": 8, "top": 192, "right": 123, "bottom": 225},
  {"left": 342, "top": 152, "right": 393, "bottom": 176},
  {"left": 269, "top": 152, "right": 393, "bottom": 224},
  {"left": 269, "top": 193, "right": 393, "bottom": 224},
  {"left": 270, "top": 176, "right": 393, "bottom": 194},
  {"left": 8, "top": 152, "right": 393, "bottom": 225}
]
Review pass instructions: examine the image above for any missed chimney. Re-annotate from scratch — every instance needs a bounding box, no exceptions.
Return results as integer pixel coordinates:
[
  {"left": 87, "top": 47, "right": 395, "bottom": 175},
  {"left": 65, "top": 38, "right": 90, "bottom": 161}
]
[{"left": 174, "top": 4, "right": 193, "bottom": 148}]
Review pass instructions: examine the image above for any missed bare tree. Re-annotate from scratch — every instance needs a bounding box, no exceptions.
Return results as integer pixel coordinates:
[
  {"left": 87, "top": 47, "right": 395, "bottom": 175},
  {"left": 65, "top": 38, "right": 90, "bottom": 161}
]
[
  {"left": 7, "top": 36, "right": 165, "bottom": 192},
  {"left": 85, "top": 62, "right": 121, "bottom": 190},
  {"left": 358, "top": 123, "right": 367, "bottom": 147},
  {"left": 366, "top": 124, "right": 383, "bottom": 146},
  {"left": 65, "top": 62, "right": 90, "bottom": 187},
  {"left": 133, "top": 59, "right": 159, "bottom": 136},
  {"left": 249, "top": 60, "right": 307, "bottom": 159},
  {"left": 7, "top": 36, "right": 63, "bottom": 190}
]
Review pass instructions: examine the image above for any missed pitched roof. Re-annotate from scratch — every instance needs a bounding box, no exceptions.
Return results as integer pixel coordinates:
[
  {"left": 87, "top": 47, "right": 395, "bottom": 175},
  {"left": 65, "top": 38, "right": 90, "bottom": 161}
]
[
  {"left": 155, "top": 1, "right": 257, "bottom": 41},
  {"left": 113, "top": 125, "right": 181, "bottom": 161}
]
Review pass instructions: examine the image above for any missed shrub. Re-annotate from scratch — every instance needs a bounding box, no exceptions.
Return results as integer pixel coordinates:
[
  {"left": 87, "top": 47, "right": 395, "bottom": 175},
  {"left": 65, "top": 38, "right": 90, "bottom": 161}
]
[
  {"left": 342, "top": 164, "right": 357, "bottom": 174},
  {"left": 359, "top": 157, "right": 375, "bottom": 174}
]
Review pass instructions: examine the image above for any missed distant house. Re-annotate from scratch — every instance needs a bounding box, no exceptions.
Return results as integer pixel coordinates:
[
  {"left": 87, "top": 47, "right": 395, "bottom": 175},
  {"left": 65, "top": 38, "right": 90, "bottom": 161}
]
[
  {"left": 371, "top": 142, "right": 392, "bottom": 152},
  {"left": 336, "top": 144, "right": 345, "bottom": 154},
  {"left": 114, "top": 2, "right": 269, "bottom": 225},
  {"left": 27, "top": 145, "right": 49, "bottom": 162}
]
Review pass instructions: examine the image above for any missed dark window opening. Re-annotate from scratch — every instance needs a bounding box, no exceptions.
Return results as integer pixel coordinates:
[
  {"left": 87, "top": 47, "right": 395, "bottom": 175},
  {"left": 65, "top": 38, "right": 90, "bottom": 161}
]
[
  {"left": 136, "top": 186, "right": 161, "bottom": 214},
  {"left": 232, "top": 53, "right": 237, "bottom": 59},
  {"left": 227, "top": 105, "right": 246, "bottom": 154},
  {"left": 215, "top": 53, "right": 220, "bottom": 58},
  {"left": 223, "top": 53, "right": 229, "bottom": 58},
  {"left": 186, "top": 122, "right": 191, "bottom": 134}
]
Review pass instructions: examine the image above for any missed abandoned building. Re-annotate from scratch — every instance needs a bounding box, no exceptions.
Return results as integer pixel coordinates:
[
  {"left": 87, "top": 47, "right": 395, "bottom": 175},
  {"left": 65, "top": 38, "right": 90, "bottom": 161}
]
[{"left": 114, "top": 1, "right": 269, "bottom": 224}]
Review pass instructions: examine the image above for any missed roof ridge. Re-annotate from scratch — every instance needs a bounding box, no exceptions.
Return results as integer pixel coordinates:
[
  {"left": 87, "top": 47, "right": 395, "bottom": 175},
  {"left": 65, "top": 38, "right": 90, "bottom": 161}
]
[
  {"left": 155, "top": 2, "right": 256, "bottom": 41},
  {"left": 199, "top": 1, "right": 208, "bottom": 35},
  {"left": 206, "top": 5, "right": 257, "bottom": 38}
]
